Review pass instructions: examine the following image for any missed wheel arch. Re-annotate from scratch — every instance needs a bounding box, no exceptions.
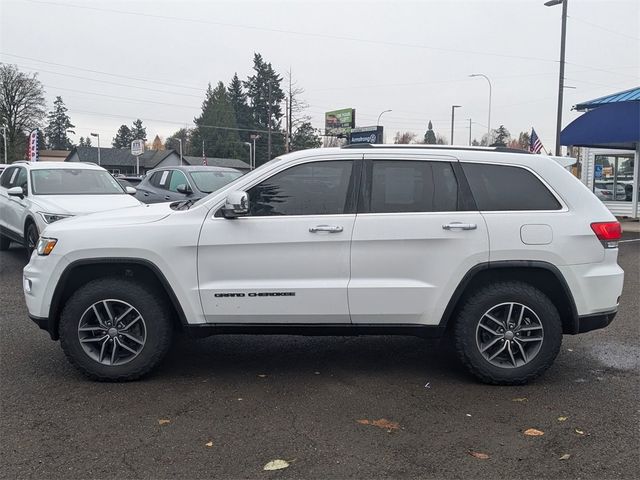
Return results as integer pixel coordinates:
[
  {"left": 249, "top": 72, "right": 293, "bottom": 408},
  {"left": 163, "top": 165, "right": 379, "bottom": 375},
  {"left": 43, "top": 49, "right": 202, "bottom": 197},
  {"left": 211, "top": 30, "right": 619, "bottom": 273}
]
[
  {"left": 48, "top": 258, "right": 188, "bottom": 340},
  {"left": 441, "top": 261, "right": 579, "bottom": 335}
]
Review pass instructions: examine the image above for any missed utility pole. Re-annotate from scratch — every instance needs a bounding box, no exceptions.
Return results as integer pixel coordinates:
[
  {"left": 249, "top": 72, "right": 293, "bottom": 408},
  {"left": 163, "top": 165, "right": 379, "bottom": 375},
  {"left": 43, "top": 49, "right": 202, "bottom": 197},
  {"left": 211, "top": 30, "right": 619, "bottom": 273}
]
[
  {"left": 450, "top": 105, "right": 461, "bottom": 145},
  {"left": 545, "top": 0, "right": 569, "bottom": 156},
  {"left": 468, "top": 118, "right": 472, "bottom": 146},
  {"left": 267, "top": 82, "right": 272, "bottom": 163},
  {"left": 285, "top": 96, "right": 290, "bottom": 153},
  {"left": 288, "top": 69, "right": 293, "bottom": 152},
  {"left": 1, "top": 126, "right": 7, "bottom": 164}
]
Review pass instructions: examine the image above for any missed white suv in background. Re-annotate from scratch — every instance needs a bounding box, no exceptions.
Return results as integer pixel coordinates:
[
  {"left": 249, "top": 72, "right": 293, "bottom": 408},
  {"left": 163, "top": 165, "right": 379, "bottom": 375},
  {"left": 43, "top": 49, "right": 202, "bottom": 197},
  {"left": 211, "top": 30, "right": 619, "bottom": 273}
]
[
  {"left": 22, "top": 146, "right": 624, "bottom": 384},
  {"left": 0, "top": 161, "right": 141, "bottom": 255}
]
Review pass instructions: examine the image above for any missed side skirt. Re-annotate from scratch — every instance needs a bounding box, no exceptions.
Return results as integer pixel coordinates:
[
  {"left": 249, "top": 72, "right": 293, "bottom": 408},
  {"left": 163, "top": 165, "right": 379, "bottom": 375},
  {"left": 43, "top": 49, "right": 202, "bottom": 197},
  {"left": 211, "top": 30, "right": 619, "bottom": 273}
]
[{"left": 184, "top": 323, "right": 446, "bottom": 339}]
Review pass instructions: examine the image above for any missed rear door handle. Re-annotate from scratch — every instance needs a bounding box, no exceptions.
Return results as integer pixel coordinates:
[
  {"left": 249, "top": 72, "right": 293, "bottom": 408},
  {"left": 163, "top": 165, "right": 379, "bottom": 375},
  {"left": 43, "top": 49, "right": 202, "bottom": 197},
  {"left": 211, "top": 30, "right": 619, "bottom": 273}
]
[
  {"left": 309, "top": 225, "right": 343, "bottom": 233},
  {"left": 164, "top": 195, "right": 171, "bottom": 200},
  {"left": 442, "top": 222, "right": 477, "bottom": 230}
]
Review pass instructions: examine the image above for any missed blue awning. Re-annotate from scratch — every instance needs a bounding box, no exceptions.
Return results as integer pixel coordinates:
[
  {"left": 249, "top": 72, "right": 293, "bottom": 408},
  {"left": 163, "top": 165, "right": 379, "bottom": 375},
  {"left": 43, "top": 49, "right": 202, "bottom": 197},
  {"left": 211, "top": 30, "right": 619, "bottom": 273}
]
[
  {"left": 575, "top": 86, "right": 640, "bottom": 111},
  {"left": 560, "top": 101, "right": 640, "bottom": 150}
]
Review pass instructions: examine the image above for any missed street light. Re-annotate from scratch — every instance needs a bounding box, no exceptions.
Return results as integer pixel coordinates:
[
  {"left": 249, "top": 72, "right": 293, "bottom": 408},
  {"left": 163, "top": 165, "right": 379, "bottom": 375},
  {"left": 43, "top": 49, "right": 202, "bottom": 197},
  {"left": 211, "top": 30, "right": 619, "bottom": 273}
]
[
  {"left": 250, "top": 134, "right": 260, "bottom": 170},
  {"left": 90, "top": 133, "right": 100, "bottom": 166},
  {"left": 450, "top": 105, "right": 462, "bottom": 145},
  {"left": 469, "top": 73, "right": 492, "bottom": 145},
  {"left": 545, "top": 0, "right": 568, "bottom": 155},
  {"left": 243, "top": 142, "right": 252, "bottom": 169},
  {"left": 1, "top": 126, "right": 7, "bottom": 164},
  {"left": 377, "top": 109, "right": 392, "bottom": 126},
  {"left": 176, "top": 138, "right": 183, "bottom": 165}
]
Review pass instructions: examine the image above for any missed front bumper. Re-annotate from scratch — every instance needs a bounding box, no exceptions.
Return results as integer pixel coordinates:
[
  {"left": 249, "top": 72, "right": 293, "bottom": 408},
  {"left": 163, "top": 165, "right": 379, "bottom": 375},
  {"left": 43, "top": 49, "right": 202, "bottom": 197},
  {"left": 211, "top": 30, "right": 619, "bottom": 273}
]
[{"left": 576, "top": 309, "right": 617, "bottom": 333}]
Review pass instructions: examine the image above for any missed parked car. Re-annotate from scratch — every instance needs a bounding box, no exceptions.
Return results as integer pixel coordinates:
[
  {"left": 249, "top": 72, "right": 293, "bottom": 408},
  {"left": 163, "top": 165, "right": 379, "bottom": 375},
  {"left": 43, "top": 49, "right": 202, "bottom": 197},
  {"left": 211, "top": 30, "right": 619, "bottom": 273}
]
[
  {"left": 594, "top": 181, "right": 626, "bottom": 201},
  {"left": 0, "top": 161, "right": 141, "bottom": 255},
  {"left": 134, "top": 165, "right": 242, "bottom": 204},
  {"left": 23, "top": 145, "right": 623, "bottom": 384},
  {"left": 114, "top": 174, "right": 144, "bottom": 187}
]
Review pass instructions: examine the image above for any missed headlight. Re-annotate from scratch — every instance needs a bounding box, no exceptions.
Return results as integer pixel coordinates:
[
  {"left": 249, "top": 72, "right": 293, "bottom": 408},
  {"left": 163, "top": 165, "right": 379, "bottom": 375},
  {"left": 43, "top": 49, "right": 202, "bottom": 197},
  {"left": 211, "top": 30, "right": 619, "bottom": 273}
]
[
  {"left": 36, "top": 237, "right": 57, "bottom": 256},
  {"left": 38, "top": 212, "right": 73, "bottom": 224}
]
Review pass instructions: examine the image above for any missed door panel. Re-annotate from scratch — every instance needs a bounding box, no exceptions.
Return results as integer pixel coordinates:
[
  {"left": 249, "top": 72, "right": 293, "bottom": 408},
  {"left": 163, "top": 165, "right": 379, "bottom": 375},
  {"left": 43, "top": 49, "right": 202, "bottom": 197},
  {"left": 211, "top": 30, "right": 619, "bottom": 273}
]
[
  {"left": 198, "top": 214, "right": 355, "bottom": 323},
  {"left": 349, "top": 156, "right": 489, "bottom": 325},
  {"left": 197, "top": 159, "right": 359, "bottom": 324}
]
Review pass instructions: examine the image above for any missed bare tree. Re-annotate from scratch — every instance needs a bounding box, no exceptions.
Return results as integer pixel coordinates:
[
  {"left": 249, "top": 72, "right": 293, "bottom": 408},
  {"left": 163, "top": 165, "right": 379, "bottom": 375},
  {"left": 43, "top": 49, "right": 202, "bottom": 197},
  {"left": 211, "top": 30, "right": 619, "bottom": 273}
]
[
  {"left": 435, "top": 133, "right": 448, "bottom": 145},
  {"left": 0, "top": 65, "right": 46, "bottom": 161},
  {"left": 393, "top": 131, "right": 417, "bottom": 144},
  {"left": 285, "top": 69, "right": 314, "bottom": 151}
]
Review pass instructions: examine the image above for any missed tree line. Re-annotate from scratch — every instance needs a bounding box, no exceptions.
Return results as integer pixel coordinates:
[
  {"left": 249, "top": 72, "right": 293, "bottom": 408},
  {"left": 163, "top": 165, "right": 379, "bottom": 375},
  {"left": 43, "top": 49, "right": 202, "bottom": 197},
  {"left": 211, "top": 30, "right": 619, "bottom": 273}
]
[{"left": 0, "top": 56, "right": 322, "bottom": 165}]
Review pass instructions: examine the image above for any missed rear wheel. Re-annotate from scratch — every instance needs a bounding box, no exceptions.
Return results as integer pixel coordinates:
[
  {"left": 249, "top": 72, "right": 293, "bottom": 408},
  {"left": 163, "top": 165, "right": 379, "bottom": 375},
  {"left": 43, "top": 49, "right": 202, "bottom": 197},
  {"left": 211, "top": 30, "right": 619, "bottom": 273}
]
[
  {"left": 453, "top": 282, "right": 562, "bottom": 385},
  {"left": 59, "top": 278, "right": 173, "bottom": 381}
]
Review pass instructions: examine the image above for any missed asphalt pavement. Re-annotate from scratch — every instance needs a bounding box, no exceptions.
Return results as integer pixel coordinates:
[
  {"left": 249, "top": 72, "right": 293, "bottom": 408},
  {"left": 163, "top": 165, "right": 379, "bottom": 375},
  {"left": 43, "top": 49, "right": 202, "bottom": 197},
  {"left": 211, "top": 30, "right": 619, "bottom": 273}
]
[{"left": 1, "top": 235, "right": 638, "bottom": 480}]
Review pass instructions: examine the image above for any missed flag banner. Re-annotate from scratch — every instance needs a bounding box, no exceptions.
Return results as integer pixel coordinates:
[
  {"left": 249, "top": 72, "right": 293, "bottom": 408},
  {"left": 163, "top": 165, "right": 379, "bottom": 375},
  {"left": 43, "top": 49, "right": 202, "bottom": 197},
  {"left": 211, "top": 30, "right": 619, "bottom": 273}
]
[
  {"left": 28, "top": 129, "right": 39, "bottom": 161},
  {"left": 529, "top": 128, "right": 544, "bottom": 154}
]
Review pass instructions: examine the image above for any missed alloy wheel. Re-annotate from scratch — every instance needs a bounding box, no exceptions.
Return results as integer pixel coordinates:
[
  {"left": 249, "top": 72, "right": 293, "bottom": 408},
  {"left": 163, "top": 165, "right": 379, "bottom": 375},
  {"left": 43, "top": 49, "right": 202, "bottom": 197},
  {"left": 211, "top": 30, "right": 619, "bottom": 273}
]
[
  {"left": 475, "top": 302, "right": 544, "bottom": 368},
  {"left": 77, "top": 300, "right": 147, "bottom": 366}
]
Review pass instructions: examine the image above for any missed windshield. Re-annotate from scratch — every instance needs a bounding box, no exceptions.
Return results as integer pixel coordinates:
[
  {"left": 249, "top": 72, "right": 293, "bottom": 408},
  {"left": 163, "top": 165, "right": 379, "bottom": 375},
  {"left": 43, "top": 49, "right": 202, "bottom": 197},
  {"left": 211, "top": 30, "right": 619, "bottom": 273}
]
[
  {"left": 31, "top": 169, "right": 125, "bottom": 195},
  {"left": 190, "top": 170, "right": 243, "bottom": 193}
]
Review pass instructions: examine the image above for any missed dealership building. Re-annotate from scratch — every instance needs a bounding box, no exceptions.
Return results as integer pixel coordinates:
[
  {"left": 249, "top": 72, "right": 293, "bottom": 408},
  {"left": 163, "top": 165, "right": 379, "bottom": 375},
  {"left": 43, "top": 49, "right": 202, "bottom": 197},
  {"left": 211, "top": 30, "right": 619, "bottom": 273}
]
[{"left": 561, "top": 87, "right": 639, "bottom": 219}]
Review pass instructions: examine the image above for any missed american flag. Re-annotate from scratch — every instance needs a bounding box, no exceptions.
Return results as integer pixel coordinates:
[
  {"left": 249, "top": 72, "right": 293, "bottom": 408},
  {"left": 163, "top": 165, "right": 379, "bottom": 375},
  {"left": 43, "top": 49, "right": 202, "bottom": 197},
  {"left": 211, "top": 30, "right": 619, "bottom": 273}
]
[{"left": 529, "top": 128, "right": 544, "bottom": 154}]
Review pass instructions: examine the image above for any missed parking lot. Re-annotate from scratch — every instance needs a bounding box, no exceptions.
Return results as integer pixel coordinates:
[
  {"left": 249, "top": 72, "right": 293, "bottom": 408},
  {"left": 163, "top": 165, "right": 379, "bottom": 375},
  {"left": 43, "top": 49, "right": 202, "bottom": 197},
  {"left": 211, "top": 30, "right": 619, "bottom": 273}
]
[{"left": 1, "top": 233, "right": 638, "bottom": 479}]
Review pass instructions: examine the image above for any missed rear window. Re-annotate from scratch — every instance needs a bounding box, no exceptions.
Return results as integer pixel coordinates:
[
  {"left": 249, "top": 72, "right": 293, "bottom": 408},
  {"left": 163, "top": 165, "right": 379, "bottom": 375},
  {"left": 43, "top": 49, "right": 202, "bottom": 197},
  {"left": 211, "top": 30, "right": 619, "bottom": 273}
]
[{"left": 462, "top": 163, "right": 561, "bottom": 211}]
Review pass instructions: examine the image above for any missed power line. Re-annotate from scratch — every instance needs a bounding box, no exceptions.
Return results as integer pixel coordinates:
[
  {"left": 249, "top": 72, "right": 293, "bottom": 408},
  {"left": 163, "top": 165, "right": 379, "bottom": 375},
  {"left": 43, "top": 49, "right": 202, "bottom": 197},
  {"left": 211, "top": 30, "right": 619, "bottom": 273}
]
[
  {"left": 26, "top": 0, "right": 558, "bottom": 64},
  {"left": 567, "top": 15, "right": 640, "bottom": 42},
  {"left": 0, "top": 52, "right": 204, "bottom": 91}
]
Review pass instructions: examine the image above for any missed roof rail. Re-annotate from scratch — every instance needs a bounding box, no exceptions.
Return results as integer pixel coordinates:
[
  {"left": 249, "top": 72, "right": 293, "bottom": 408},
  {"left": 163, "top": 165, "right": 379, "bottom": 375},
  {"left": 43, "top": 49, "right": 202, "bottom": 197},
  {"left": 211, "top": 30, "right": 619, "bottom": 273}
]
[
  {"left": 341, "top": 144, "right": 531, "bottom": 154},
  {"left": 12, "top": 160, "right": 31, "bottom": 164}
]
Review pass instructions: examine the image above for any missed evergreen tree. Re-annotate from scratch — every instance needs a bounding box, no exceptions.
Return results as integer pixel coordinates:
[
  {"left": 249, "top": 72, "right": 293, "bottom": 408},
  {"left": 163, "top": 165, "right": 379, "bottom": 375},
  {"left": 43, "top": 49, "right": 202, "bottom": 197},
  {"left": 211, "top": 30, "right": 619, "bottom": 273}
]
[
  {"left": 291, "top": 122, "right": 322, "bottom": 151},
  {"left": 44, "top": 96, "right": 75, "bottom": 150},
  {"left": 424, "top": 121, "right": 437, "bottom": 144},
  {"left": 244, "top": 53, "right": 285, "bottom": 165},
  {"left": 491, "top": 125, "right": 511, "bottom": 146},
  {"left": 112, "top": 124, "right": 133, "bottom": 148},
  {"left": 130, "top": 119, "right": 147, "bottom": 142},
  {"left": 191, "top": 82, "right": 242, "bottom": 159},
  {"left": 78, "top": 137, "right": 85, "bottom": 147},
  {"left": 228, "top": 72, "right": 252, "bottom": 143},
  {"left": 85, "top": 137, "right": 92, "bottom": 147}
]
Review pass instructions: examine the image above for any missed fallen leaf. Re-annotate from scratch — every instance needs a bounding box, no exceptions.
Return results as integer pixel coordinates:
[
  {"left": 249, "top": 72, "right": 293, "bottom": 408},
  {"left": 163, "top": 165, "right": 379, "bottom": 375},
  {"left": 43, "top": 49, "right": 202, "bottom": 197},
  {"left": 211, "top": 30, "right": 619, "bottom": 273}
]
[
  {"left": 575, "top": 428, "right": 585, "bottom": 435},
  {"left": 468, "top": 451, "right": 490, "bottom": 460},
  {"left": 524, "top": 428, "right": 544, "bottom": 436},
  {"left": 357, "top": 418, "right": 400, "bottom": 432},
  {"left": 314, "top": 371, "right": 320, "bottom": 375},
  {"left": 567, "top": 348, "right": 574, "bottom": 352},
  {"left": 559, "top": 453, "right": 571, "bottom": 460},
  {"left": 512, "top": 398, "right": 528, "bottom": 402},
  {"left": 263, "top": 459, "right": 289, "bottom": 471},
  {"left": 557, "top": 416, "right": 568, "bottom": 422},
  {"left": 205, "top": 441, "right": 213, "bottom": 448},
  {"left": 465, "top": 414, "right": 472, "bottom": 417},
  {"left": 258, "top": 374, "right": 267, "bottom": 378},
  {"left": 424, "top": 382, "right": 431, "bottom": 389},
  {"left": 237, "top": 398, "right": 243, "bottom": 401},
  {"left": 158, "top": 419, "right": 171, "bottom": 425}
]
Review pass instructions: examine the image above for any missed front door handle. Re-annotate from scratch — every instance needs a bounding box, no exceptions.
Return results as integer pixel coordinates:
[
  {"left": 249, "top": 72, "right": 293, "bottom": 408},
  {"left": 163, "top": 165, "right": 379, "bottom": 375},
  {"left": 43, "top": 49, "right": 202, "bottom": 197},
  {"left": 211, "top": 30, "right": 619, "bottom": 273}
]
[
  {"left": 309, "top": 225, "right": 343, "bottom": 233},
  {"left": 442, "top": 222, "right": 477, "bottom": 231}
]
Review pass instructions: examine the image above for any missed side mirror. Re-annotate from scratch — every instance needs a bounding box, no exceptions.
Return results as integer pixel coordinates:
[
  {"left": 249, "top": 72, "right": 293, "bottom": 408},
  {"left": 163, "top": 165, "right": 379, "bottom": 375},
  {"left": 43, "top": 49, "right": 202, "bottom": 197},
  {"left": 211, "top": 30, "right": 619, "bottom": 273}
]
[
  {"left": 125, "top": 186, "right": 137, "bottom": 195},
  {"left": 7, "top": 186, "right": 24, "bottom": 199},
  {"left": 176, "top": 184, "right": 193, "bottom": 195},
  {"left": 222, "top": 190, "right": 249, "bottom": 218}
]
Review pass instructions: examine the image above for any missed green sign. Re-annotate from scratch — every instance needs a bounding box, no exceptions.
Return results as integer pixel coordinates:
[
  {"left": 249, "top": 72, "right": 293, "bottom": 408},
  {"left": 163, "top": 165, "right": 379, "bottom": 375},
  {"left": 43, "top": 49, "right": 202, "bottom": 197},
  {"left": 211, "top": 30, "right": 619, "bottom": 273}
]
[{"left": 325, "top": 108, "right": 355, "bottom": 136}]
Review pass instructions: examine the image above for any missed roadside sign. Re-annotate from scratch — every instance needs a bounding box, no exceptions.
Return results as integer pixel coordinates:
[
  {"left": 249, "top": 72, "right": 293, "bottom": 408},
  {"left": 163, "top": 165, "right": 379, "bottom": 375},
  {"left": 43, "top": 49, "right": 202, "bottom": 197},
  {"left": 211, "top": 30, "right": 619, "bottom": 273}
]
[
  {"left": 594, "top": 164, "right": 603, "bottom": 179},
  {"left": 131, "top": 139, "right": 145, "bottom": 157}
]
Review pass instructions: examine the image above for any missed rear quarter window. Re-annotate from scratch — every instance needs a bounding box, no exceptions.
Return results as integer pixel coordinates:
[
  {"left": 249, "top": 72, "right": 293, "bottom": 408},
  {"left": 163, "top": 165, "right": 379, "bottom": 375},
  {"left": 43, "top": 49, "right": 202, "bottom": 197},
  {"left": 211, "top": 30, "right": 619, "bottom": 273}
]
[{"left": 462, "top": 162, "right": 561, "bottom": 211}]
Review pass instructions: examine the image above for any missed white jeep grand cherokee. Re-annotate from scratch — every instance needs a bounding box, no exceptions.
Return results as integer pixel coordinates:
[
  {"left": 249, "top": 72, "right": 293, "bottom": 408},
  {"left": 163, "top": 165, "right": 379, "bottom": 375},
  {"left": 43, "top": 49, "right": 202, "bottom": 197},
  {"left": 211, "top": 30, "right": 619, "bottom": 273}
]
[{"left": 23, "top": 145, "right": 624, "bottom": 384}]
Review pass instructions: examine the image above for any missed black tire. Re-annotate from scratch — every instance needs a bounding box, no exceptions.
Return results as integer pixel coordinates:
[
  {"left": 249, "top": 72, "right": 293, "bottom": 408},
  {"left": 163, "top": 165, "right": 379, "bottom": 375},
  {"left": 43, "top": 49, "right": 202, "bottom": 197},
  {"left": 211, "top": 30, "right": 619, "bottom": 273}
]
[
  {"left": 453, "top": 282, "right": 562, "bottom": 385},
  {"left": 0, "top": 234, "right": 10, "bottom": 251},
  {"left": 24, "top": 222, "right": 39, "bottom": 258},
  {"left": 59, "top": 277, "right": 173, "bottom": 381}
]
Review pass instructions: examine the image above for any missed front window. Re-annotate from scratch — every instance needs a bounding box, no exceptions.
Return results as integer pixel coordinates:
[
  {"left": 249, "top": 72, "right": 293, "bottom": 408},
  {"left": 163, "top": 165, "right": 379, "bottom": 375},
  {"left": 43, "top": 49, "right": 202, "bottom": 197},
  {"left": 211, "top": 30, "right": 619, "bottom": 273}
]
[
  {"left": 31, "top": 169, "right": 125, "bottom": 195},
  {"left": 190, "top": 170, "right": 242, "bottom": 193},
  {"left": 248, "top": 161, "right": 353, "bottom": 216}
]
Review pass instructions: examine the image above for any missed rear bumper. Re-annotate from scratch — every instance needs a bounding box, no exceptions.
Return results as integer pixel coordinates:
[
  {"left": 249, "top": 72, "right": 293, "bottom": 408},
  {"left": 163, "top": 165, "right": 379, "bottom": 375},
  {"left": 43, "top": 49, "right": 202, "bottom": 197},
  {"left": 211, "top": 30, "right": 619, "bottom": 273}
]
[{"left": 576, "top": 309, "right": 617, "bottom": 333}]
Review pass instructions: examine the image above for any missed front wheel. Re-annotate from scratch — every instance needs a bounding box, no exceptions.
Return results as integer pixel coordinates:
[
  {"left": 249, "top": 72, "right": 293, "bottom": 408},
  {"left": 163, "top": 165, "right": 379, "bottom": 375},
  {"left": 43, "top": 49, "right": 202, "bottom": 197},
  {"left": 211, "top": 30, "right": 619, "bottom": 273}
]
[
  {"left": 453, "top": 282, "right": 562, "bottom": 385},
  {"left": 25, "top": 222, "right": 39, "bottom": 258},
  {"left": 59, "top": 278, "right": 173, "bottom": 381}
]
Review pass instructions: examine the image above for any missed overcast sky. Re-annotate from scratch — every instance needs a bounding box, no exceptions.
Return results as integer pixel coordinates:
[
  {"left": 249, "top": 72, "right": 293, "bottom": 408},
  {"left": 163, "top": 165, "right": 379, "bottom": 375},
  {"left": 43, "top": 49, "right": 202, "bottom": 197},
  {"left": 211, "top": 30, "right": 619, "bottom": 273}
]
[{"left": 1, "top": 0, "right": 638, "bottom": 151}]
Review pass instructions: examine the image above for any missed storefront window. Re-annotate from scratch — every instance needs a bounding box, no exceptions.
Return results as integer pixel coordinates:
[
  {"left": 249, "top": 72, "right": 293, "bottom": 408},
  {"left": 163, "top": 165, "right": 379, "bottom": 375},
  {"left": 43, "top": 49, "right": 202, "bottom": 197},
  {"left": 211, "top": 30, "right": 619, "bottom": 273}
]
[{"left": 594, "top": 154, "right": 634, "bottom": 202}]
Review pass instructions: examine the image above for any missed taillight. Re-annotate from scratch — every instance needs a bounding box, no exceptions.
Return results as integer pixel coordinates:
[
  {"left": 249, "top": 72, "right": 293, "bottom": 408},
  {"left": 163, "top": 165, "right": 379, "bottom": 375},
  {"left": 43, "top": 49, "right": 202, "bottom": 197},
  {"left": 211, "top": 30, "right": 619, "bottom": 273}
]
[{"left": 591, "top": 221, "right": 622, "bottom": 248}]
